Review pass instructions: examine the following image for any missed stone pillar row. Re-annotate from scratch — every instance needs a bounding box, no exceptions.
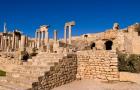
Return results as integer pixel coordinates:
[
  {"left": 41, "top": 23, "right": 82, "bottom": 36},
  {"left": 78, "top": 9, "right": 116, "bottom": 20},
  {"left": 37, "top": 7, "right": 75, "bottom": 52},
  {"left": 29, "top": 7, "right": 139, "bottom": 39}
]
[
  {"left": 36, "top": 29, "right": 57, "bottom": 46},
  {"left": 0, "top": 33, "right": 26, "bottom": 52},
  {"left": 34, "top": 21, "right": 75, "bottom": 51},
  {"left": 29, "top": 41, "right": 35, "bottom": 48},
  {"left": 64, "top": 21, "right": 75, "bottom": 45},
  {"left": 35, "top": 26, "right": 49, "bottom": 48},
  {"left": 0, "top": 30, "right": 35, "bottom": 52}
]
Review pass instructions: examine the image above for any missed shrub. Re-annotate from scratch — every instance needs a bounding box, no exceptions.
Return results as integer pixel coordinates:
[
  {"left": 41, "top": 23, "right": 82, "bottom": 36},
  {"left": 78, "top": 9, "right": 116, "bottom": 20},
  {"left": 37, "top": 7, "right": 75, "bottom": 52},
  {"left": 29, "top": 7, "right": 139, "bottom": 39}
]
[
  {"left": 21, "top": 51, "right": 29, "bottom": 61},
  {"left": 118, "top": 53, "right": 128, "bottom": 71},
  {"left": 0, "top": 70, "right": 6, "bottom": 76},
  {"left": 118, "top": 53, "right": 140, "bottom": 73}
]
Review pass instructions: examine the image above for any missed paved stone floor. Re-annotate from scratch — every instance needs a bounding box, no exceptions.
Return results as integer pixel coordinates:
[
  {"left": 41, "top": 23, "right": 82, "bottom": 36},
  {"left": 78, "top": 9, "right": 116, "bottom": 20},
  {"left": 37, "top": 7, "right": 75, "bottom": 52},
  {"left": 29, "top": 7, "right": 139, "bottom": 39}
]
[{"left": 53, "top": 79, "right": 140, "bottom": 90}]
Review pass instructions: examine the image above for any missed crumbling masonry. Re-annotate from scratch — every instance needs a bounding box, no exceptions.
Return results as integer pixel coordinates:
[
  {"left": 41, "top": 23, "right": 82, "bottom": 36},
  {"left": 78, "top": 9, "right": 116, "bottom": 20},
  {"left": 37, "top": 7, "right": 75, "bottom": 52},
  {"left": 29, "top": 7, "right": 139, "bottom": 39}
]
[{"left": 0, "top": 22, "right": 140, "bottom": 90}]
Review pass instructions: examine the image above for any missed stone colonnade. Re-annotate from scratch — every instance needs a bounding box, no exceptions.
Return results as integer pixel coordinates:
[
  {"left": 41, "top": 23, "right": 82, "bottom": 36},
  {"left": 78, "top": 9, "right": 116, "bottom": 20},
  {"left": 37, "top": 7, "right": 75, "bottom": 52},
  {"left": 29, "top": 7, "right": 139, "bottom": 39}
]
[
  {"left": 35, "top": 25, "right": 49, "bottom": 48},
  {"left": 0, "top": 31, "right": 22, "bottom": 51},
  {"left": 0, "top": 34, "right": 12, "bottom": 51},
  {"left": 64, "top": 21, "right": 75, "bottom": 45},
  {"left": 29, "top": 40, "right": 36, "bottom": 48},
  {"left": 34, "top": 21, "right": 76, "bottom": 52}
]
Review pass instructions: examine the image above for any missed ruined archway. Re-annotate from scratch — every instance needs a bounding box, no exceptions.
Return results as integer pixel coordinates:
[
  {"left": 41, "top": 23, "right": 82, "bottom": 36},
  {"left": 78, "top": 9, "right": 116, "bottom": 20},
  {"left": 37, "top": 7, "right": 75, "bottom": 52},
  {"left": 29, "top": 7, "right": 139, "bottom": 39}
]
[
  {"left": 91, "top": 42, "right": 95, "bottom": 49},
  {"left": 105, "top": 40, "right": 113, "bottom": 50}
]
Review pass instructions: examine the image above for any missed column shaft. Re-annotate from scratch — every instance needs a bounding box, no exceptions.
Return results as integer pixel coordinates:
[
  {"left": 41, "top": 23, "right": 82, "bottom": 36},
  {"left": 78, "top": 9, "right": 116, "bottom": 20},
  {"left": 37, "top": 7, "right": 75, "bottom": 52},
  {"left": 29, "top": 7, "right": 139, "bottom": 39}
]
[
  {"left": 12, "top": 33, "right": 15, "bottom": 50},
  {"left": 20, "top": 35, "right": 26, "bottom": 51},
  {"left": 45, "top": 30, "right": 49, "bottom": 45},
  {"left": 41, "top": 31, "right": 44, "bottom": 46},
  {"left": 64, "top": 29, "right": 67, "bottom": 44},
  {"left": 35, "top": 32, "right": 37, "bottom": 48},
  {"left": 38, "top": 31, "right": 41, "bottom": 48},
  {"left": 54, "top": 30, "right": 57, "bottom": 43},
  {"left": 69, "top": 26, "right": 72, "bottom": 44}
]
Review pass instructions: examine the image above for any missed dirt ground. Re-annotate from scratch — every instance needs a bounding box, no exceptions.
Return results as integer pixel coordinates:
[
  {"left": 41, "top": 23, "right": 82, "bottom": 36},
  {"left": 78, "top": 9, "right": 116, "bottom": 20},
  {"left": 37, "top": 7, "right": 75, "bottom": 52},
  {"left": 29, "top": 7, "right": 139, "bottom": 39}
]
[
  {"left": 0, "top": 79, "right": 140, "bottom": 90},
  {"left": 53, "top": 79, "right": 140, "bottom": 90}
]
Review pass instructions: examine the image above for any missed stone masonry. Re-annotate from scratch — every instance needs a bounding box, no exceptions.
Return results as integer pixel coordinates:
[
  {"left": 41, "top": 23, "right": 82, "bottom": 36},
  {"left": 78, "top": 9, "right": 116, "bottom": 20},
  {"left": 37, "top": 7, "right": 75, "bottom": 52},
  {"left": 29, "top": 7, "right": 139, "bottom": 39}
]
[
  {"left": 76, "top": 50, "right": 119, "bottom": 81},
  {"left": 0, "top": 22, "right": 140, "bottom": 90},
  {"left": 29, "top": 50, "right": 119, "bottom": 90},
  {"left": 30, "top": 54, "right": 77, "bottom": 90}
]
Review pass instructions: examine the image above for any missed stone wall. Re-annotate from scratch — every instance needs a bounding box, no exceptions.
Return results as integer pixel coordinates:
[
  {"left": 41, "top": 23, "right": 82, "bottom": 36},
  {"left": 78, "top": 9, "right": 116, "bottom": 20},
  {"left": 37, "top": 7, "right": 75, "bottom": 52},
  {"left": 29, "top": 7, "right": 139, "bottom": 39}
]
[
  {"left": 76, "top": 50, "right": 119, "bottom": 81},
  {"left": 30, "top": 50, "right": 119, "bottom": 90},
  {"left": 30, "top": 54, "right": 77, "bottom": 90}
]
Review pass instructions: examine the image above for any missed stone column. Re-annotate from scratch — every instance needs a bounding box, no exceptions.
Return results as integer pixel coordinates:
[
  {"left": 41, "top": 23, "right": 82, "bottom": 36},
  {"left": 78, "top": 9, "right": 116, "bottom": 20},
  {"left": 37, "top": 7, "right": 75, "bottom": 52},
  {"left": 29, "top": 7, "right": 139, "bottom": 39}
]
[
  {"left": 12, "top": 33, "right": 15, "bottom": 50},
  {"left": 10, "top": 36, "right": 12, "bottom": 51},
  {"left": 17, "top": 36, "right": 19, "bottom": 49},
  {"left": 41, "top": 31, "right": 44, "bottom": 46},
  {"left": 25, "top": 36, "right": 28, "bottom": 47},
  {"left": 16, "top": 36, "right": 19, "bottom": 49},
  {"left": 33, "top": 41, "right": 35, "bottom": 48},
  {"left": 0, "top": 36, "right": 2, "bottom": 49},
  {"left": 4, "top": 36, "right": 7, "bottom": 51},
  {"left": 37, "top": 31, "right": 41, "bottom": 48},
  {"left": 1, "top": 36, "right": 3, "bottom": 50},
  {"left": 19, "top": 40, "right": 21, "bottom": 48},
  {"left": 45, "top": 30, "right": 49, "bottom": 45},
  {"left": 64, "top": 21, "right": 75, "bottom": 45},
  {"left": 36, "top": 32, "right": 38, "bottom": 48},
  {"left": 31, "top": 42, "right": 32, "bottom": 48},
  {"left": 35, "top": 31, "right": 37, "bottom": 48},
  {"left": 69, "top": 26, "right": 72, "bottom": 44},
  {"left": 0, "top": 36, "right": 2, "bottom": 50},
  {"left": 20, "top": 35, "right": 26, "bottom": 51},
  {"left": 14, "top": 36, "right": 17, "bottom": 49},
  {"left": 54, "top": 30, "right": 57, "bottom": 43},
  {"left": 8, "top": 36, "right": 11, "bottom": 51},
  {"left": 64, "top": 28, "right": 67, "bottom": 44}
]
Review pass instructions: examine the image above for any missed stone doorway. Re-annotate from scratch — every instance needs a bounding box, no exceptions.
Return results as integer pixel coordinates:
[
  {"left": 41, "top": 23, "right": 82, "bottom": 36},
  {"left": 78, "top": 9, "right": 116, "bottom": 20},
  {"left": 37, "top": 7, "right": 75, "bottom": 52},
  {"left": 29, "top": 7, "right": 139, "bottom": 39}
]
[
  {"left": 91, "top": 42, "right": 95, "bottom": 49},
  {"left": 105, "top": 40, "right": 113, "bottom": 50}
]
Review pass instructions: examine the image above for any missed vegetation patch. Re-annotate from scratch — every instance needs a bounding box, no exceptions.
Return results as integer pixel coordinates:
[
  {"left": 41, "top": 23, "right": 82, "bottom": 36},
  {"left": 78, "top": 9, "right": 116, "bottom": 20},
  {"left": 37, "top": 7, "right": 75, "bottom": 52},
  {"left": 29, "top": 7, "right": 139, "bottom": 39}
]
[
  {"left": 118, "top": 53, "right": 140, "bottom": 73},
  {"left": 0, "top": 70, "right": 6, "bottom": 76}
]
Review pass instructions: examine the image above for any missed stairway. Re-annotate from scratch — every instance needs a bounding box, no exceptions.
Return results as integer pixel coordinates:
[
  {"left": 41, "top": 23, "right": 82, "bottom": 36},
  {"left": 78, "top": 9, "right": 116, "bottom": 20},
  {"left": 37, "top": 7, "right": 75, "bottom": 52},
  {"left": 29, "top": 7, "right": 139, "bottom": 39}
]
[{"left": 0, "top": 52, "right": 64, "bottom": 90}]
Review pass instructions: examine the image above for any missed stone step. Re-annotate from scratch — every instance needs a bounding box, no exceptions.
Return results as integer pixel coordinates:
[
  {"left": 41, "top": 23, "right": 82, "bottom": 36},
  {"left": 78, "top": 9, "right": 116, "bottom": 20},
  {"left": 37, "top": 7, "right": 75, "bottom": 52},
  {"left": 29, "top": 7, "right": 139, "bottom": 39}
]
[
  {"left": 5, "top": 65, "right": 53, "bottom": 89},
  {"left": 6, "top": 73, "right": 39, "bottom": 83},
  {"left": 32, "top": 58, "right": 60, "bottom": 62},
  {"left": 0, "top": 80, "right": 27, "bottom": 90},
  {"left": 35, "top": 54, "right": 63, "bottom": 58},
  {"left": 5, "top": 76, "right": 33, "bottom": 89},
  {"left": 0, "top": 53, "right": 64, "bottom": 89},
  {"left": 11, "top": 68, "right": 50, "bottom": 76},
  {"left": 12, "top": 65, "right": 51, "bottom": 71},
  {"left": 6, "top": 71, "right": 45, "bottom": 80},
  {"left": 31, "top": 61, "right": 57, "bottom": 66},
  {"left": 27, "top": 57, "right": 61, "bottom": 64},
  {"left": 0, "top": 59, "right": 21, "bottom": 65},
  {"left": 37, "top": 56, "right": 63, "bottom": 58}
]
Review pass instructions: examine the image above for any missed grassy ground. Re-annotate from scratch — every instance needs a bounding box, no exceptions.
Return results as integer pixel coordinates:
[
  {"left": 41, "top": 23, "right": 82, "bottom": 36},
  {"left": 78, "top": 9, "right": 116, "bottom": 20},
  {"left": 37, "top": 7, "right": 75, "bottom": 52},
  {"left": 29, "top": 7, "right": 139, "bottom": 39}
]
[{"left": 0, "top": 70, "right": 6, "bottom": 76}]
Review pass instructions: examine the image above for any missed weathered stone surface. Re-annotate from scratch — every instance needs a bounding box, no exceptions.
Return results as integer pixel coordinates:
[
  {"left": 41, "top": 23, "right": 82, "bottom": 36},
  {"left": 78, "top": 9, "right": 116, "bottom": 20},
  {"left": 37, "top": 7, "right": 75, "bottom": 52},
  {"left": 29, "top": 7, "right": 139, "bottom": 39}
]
[
  {"left": 31, "top": 54, "right": 77, "bottom": 90},
  {"left": 76, "top": 50, "right": 119, "bottom": 81}
]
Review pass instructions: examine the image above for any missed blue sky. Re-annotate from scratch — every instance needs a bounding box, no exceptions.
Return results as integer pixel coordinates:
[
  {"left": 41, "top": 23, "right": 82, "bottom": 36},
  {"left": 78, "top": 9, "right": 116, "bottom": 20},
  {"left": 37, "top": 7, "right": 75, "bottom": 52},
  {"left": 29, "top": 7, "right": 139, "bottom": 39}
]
[{"left": 0, "top": 0, "right": 140, "bottom": 38}]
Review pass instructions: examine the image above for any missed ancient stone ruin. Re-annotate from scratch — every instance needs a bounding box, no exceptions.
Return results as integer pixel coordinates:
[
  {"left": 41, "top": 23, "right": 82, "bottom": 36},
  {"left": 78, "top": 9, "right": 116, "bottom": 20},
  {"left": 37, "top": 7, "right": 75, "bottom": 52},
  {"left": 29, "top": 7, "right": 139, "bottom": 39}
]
[{"left": 0, "top": 21, "right": 140, "bottom": 90}]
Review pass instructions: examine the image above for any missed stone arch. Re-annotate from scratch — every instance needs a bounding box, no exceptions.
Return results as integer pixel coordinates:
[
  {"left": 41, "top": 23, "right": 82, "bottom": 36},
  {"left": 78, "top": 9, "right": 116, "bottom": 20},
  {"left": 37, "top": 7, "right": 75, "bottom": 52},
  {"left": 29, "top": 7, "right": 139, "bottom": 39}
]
[
  {"left": 90, "top": 42, "right": 96, "bottom": 49},
  {"left": 104, "top": 40, "right": 113, "bottom": 50}
]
